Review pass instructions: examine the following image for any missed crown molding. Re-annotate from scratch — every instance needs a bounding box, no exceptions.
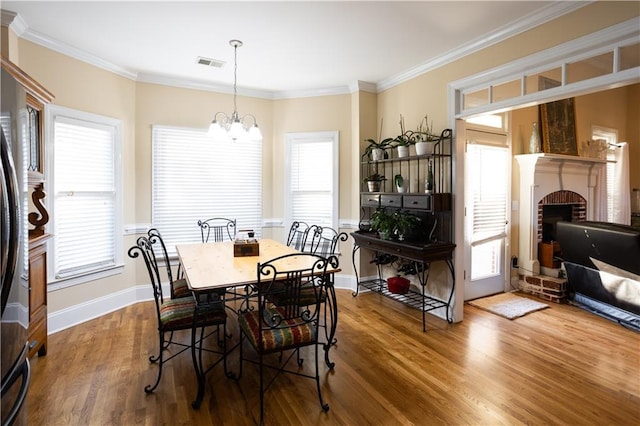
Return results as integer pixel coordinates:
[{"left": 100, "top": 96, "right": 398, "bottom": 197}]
[
  {"left": 15, "top": 22, "right": 138, "bottom": 80},
  {"left": 1, "top": 9, "right": 18, "bottom": 28},
  {"left": 272, "top": 85, "right": 351, "bottom": 100},
  {"left": 350, "top": 80, "right": 377, "bottom": 94},
  {"left": 136, "top": 72, "right": 275, "bottom": 99},
  {"left": 376, "top": 0, "right": 591, "bottom": 92},
  {"left": 4, "top": 1, "right": 592, "bottom": 98}
]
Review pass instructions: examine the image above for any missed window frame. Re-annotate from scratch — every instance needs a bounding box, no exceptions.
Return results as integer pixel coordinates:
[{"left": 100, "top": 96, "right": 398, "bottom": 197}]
[
  {"left": 45, "top": 105, "right": 124, "bottom": 290},
  {"left": 283, "top": 131, "right": 339, "bottom": 234}
]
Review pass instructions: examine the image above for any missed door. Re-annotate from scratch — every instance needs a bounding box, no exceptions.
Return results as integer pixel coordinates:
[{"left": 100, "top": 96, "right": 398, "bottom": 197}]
[{"left": 464, "top": 128, "right": 510, "bottom": 300}]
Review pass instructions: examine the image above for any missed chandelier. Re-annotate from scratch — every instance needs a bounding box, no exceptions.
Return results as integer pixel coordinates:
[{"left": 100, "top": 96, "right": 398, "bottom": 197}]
[{"left": 207, "top": 39, "right": 263, "bottom": 142}]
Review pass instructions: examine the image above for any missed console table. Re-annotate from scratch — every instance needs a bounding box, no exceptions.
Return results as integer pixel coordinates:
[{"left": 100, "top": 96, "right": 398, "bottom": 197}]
[{"left": 351, "top": 231, "right": 455, "bottom": 331}]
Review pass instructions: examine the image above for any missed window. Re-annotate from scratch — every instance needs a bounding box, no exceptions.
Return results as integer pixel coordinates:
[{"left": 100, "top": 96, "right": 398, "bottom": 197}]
[
  {"left": 284, "top": 131, "right": 339, "bottom": 231},
  {"left": 592, "top": 126, "right": 619, "bottom": 223},
  {"left": 152, "top": 126, "right": 262, "bottom": 256},
  {"left": 46, "top": 106, "right": 123, "bottom": 288}
]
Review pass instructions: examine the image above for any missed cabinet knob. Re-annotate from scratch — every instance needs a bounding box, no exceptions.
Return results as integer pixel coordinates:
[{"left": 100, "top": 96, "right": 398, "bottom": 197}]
[{"left": 412, "top": 201, "right": 418, "bottom": 205}]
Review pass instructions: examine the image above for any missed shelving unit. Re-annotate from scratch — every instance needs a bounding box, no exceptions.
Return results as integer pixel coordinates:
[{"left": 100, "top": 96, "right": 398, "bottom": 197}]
[{"left": 352, "top": 128, "right": 455, "bottom": 331}]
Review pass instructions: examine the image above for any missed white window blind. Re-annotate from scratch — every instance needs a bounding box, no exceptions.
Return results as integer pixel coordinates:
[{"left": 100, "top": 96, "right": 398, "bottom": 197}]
[
  {"left": 152, "top": 126, "right": 262, "bottom": 256},
  {"left": 49, "top": 109, "right": 122, "bottom": 281},
  {"left": 285, "top": 132, "right": 338, "bottom": 231},
  {"left": 467, "top": 143, "right": 508, "bottom": 243}
]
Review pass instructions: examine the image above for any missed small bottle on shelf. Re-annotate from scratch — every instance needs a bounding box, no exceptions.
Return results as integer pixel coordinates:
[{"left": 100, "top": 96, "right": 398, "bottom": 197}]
[{"left": 425, "top": 160, "right": 434, "bottom": 194}]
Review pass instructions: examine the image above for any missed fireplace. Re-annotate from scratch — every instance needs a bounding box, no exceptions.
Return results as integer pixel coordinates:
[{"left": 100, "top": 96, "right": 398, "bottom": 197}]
[
  {"left": 516, "top": 154, "right": 607, "bottom": 276},
  {"left": 538, "top": 190, "right": 586, "bottom": 242}
]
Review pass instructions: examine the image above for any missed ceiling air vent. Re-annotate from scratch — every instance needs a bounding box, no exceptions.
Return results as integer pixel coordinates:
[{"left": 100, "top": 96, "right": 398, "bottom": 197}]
[{"left": 196, "top": 56, "right": 225, "bottom": 68}]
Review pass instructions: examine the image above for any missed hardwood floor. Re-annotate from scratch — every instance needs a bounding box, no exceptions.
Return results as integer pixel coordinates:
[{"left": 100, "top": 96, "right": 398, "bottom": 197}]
[{"left": 28, "top": 290, "right": 639, "bottom": 425}]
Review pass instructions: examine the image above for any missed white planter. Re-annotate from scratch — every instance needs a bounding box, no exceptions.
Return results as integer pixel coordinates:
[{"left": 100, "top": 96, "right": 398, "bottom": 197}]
[
  {"left": 397, "top": 146, "right": 409, "bottom": 158},
  {"left": 396, "top": 184, "right": 406, "bottom": 193},
  {"left": 415, "top": 142, "right": 432, "bottom": 156},
  {"left": 371, "top": 148, "right": 384, "bottom": 161}
]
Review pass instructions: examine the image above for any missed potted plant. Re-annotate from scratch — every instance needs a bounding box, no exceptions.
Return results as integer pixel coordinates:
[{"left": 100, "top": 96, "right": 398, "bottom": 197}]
[
  {"left": 364, "top": 118, "right": 394, "bottom": 161},
  {"left": 363, "top": 173, "right": 386, "bottom": 192},
  {"left": 394, "top": 174, "right": 406, "bottom": 193},
  {"left": 394, "top": 114, "right": 416, "bottom": 158},
  {"left": 370, "top": 208, "right": 395, "bottom": 240},
  {"left": 393, "top": 133, "right": 413, "bottom": 158},
  {"left": 392, "top": 210, "right": 421, "bottom": 241},
  {"left": 415, "top": 114, "right": 437, "bottom": 155}
]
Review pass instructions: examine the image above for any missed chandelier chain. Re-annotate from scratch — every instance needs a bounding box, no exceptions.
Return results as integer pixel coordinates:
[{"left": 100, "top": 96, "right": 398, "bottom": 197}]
[{"left": 233, "top": 42, "right": 238, "bottom": 117}]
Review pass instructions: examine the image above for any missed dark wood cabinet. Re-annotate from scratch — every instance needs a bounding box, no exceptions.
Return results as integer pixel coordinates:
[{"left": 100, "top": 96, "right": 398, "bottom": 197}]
[
  {"left": 2, "top": 58, "right": 54, "bottom": 357},
  {"left": 28, "top": 235, "right": 50, "bottom": 358}
]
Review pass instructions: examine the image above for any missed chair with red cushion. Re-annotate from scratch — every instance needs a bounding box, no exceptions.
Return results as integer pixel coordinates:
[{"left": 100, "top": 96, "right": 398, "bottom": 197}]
[
  {"left": 128, "top": 234, "right": 228, "bottom": 394},
  {"left": 235, "top": 253, "right": 339, "bottom": 424}
]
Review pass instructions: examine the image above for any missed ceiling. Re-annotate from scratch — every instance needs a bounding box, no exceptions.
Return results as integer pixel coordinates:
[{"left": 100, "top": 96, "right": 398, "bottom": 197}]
[{"left": 2, "top": 1, "right": 582, "bottom": 98}]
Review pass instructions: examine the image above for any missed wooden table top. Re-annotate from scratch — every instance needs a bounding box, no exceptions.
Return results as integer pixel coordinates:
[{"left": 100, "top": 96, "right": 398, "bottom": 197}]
[{"left": 176, "top": 239, "right": 339, "bottom": 291}]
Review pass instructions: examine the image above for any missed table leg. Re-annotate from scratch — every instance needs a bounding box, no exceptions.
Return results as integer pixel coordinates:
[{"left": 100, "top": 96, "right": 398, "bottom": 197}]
[
  {"left": 191, "top": 310, "right": 205, "bottom": 409},
  {"left": 322, "top": 275, "right": 338, "bottom": 369}
]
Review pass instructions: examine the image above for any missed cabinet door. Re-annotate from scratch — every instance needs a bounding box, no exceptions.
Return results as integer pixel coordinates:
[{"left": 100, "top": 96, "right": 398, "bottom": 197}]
[{"left": 28, "top": 240, "right": 48, "bottom": 358}]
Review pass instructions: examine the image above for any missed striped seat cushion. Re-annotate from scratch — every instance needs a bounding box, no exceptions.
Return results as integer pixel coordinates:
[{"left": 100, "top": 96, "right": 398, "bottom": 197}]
[
  {"left": 160, "top": 297, "right": 226, "bottom": 329},
  {"left": 171, "top": 278, "right": 190, "bottom": 299},
  {"left": 238, "top": 306, "right": 317, "bottom": 352}
]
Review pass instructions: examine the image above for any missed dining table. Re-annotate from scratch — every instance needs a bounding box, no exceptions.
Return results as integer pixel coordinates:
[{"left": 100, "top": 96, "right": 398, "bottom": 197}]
[{"left": 176, "top": 238, "right": 341, "bottom": 409}]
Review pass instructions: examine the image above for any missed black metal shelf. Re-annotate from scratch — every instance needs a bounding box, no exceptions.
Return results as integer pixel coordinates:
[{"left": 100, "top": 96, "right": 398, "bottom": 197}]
[{"left": 358, "top": 278, "right": 448, "bottom": 313}]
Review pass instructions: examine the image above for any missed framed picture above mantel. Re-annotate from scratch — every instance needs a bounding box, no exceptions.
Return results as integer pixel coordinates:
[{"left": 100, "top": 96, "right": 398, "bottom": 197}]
[{"left": 539, "top": 97, "right": 578, "bottom": 156}]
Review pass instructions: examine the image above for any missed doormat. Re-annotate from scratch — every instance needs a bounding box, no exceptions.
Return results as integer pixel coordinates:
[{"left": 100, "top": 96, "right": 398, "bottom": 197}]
[{"left": 468, "top": 292, "right": 549, "bottom": 320}]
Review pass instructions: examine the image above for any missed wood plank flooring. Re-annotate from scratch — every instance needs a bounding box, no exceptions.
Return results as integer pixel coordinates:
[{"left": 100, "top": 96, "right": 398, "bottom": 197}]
[{"left": 27, "top": 290, "right": 639, "bottom": 425}]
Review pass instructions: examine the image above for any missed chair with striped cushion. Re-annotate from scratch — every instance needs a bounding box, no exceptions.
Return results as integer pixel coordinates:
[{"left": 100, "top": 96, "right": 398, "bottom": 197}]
[
  {"left": 270, "top": 226, "right": 348, "bottom": 368},
  {"left": 128, "top": 235, "right": 228, "bottom": 394},
  {"left": 235, "top": 253, "right": 339, "bottom": 424}
]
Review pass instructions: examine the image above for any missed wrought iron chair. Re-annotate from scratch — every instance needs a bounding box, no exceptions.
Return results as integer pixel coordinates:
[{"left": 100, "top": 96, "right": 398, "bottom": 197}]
[
  {"left": 147, "top": 228, "right": 190, "bottom": 299},
  {"left": 196, "top": 217, "right": 237, "bottom": 299},
  {"left": 236, "top": 253, "right": 339, "bottom": 424},
  {"left": 285, "top": 221, "right": 316, "bottom": 252},
  {"left": 273, "top": 225, "right": 347, "bottom": 368},
  {"left": 308, "top": 226, "right": 349, "bottom": 258},
  {"left": 307, "top": 226, "right": 348, "bottom": 355},
  {"left": 128, "top": 235, "right": 228, "bottom": 394},
  {"left": 198, "top": 217, "right": 236, "bottom": 243}
]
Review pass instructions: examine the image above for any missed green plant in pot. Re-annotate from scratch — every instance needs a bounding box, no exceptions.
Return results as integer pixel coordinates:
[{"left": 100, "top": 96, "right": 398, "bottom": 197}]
[
  {"left": 392, "top": 210, "right": 421, "bottom": 241},
  {"left": 393, "top": 133, "right": 414, "bottom": 158},
  {"left": 370, "top": 208, "right": 395, "bottom": 240},
  {"left": 364, "top": 137, "right": 393, "bottom": 161},
  {"left": 395, "top": 114, "right": 418, "bottom": 158},
  {"left": 364, "top": 118, "right": 394, "bottom": 161},
  {"left": 415, "top": 114, "right": 438, "bottom": 155},
  {"left": 363, "top": 173, "right": 386, "bottom": 192},
  {"left": 394, "top": 174, "right": 406, "bottom": 193}
]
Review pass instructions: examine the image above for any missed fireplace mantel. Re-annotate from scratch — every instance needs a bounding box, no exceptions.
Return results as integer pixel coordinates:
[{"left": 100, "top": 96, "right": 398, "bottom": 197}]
[{"left": 516, "top": 153, "right": 608, "bottom": 276}]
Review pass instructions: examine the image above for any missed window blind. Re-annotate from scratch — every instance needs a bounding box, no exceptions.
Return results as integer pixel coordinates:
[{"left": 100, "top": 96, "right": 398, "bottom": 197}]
[
  {"left": 52, "top": 116, "right": 117, "bottom": 278},
  {"left": 467, "top": 143, "right": 508, "bottom": 244},
  {"left": 284, "top": 132, "right": 338, "bottom": 232},
  {"left": 152, "top": 126, "right": 262, "bottom": 256}
]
